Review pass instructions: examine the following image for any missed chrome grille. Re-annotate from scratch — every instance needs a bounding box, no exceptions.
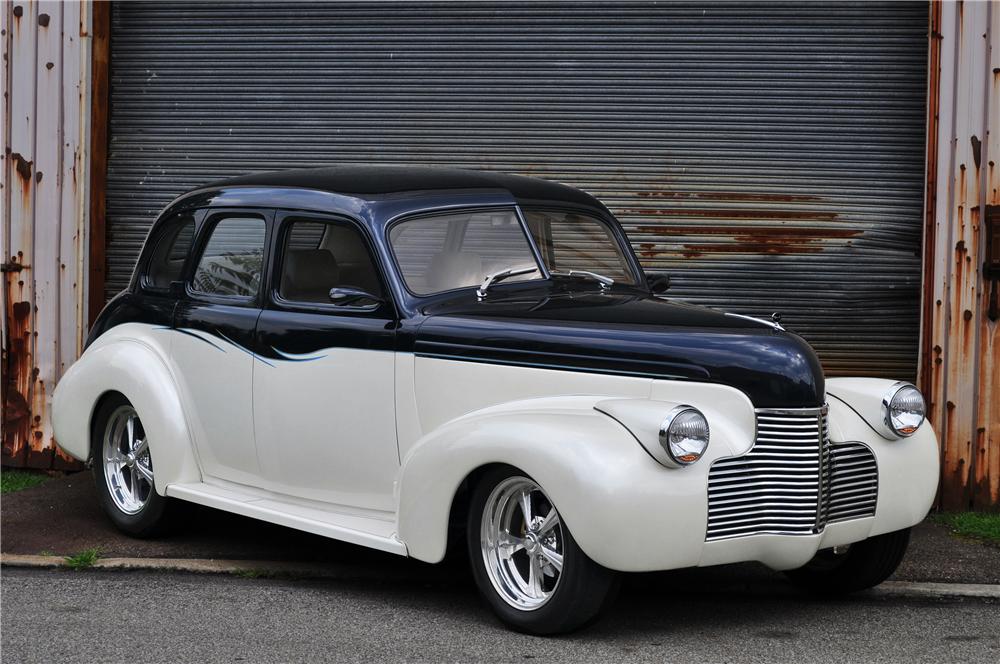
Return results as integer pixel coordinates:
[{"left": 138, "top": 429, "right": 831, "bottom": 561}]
[
  {"left": 827, "top": 443, "right": 878, "bottom": 523},
  {"left": 706, "top": 407, "right": 878, "bottom": 541}
]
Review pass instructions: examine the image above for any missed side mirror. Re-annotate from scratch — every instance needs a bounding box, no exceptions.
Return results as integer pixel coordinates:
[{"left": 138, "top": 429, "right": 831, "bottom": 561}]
[
  {"left": 328, "top": 286, "right": 383, "bottom": 307},
  {"left": 646, "top": 272, "right": 671, "bottom": 294}
]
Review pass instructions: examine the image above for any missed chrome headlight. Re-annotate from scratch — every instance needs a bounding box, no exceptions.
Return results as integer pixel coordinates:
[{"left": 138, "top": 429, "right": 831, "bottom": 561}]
[
  {"left": 882, "top": 382, "right": 925, "bottom": 437},
  {"left": 659, "top": 405, "right": 710, "bottom": 465}
]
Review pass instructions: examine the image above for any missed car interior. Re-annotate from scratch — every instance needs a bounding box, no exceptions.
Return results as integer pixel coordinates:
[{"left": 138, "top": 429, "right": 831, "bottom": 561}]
[{"left": 279, "top": 219, "right": 384, "bottom": 303}]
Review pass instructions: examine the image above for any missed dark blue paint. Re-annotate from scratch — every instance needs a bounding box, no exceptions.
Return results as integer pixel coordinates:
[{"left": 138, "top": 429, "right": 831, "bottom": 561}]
[{"left": 90, "top": 167, "right": 826, "bottom": 410}]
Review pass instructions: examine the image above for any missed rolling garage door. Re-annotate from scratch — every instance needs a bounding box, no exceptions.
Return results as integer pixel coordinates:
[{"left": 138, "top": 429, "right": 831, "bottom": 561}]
[{"left": 107, "top": 1, "right": 928, "bottom": 379}]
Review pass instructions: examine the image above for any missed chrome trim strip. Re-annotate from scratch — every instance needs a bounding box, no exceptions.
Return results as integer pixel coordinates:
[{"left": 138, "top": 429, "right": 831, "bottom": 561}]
[{"left": 724, "top": 312, "right": 785, "bottom": 331}]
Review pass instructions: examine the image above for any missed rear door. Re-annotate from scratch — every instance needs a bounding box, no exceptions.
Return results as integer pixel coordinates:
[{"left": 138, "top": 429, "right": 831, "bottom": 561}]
[
  {"left": 171, "top": 209, "right": 272, "bottom": 486},
  {"left": 252, "top": 211, "right": 399, "bottom": 512}
]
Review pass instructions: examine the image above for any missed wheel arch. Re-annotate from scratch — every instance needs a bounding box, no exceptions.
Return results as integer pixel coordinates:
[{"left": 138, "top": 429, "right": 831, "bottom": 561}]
[
  {"left": 52, "top": 328, "right": 202, "bottom": 493},
  {"left": 396, "top": 398, "right": 669, "bottom": 567}
]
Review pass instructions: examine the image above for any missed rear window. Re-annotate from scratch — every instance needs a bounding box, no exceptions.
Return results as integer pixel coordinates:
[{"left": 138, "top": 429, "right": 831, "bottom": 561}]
[{"left": 142, "top": 213, "right": 196, "bottom": 290}]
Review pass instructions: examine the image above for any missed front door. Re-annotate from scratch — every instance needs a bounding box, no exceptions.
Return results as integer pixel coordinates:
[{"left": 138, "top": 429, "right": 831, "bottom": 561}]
[
  {"left": 252, "top": 212, "right": 398, "bottom": 512},
  {"left": 171, "top": 209, "right": 271, "bottom": 486}
]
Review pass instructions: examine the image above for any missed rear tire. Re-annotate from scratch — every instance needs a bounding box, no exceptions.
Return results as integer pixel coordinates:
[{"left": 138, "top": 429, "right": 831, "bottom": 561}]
[
  {"left": 467, "top": 465, "right": 619, "bottom": 635},
  {"left": 91, "top": 393, "right": 175, "bottom": 538},
  {"left": 785, "top": 528, "right": 911, "bottom": 594}
]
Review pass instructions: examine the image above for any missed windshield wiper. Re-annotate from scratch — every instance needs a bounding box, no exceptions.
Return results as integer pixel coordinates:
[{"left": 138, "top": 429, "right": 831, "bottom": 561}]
[
  {"left": 477, "top": 266, "right": 538, "bottom": 300},
  {"left": 550, "top": 269, "right": 614, "bottom": 290}
]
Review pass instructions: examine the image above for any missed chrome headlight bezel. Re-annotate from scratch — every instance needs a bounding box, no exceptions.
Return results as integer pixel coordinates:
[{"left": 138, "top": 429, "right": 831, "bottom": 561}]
[
  {"left": 881, "top": 381, "right": 926, "bottom": 438},
  {"left": 659, "top": 405, "right": 710, "bottom": 466}
]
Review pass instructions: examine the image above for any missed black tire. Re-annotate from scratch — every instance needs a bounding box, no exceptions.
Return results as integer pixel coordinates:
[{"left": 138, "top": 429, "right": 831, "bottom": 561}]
[
  {"left": 91, "top": 393, "right": 175, "bottom": 538},
  {"left": 467, "top": 465, "right": 619, "bottom": 635},
  {"left": 784, "top": 528, "right": 911, "bottom": 594}
]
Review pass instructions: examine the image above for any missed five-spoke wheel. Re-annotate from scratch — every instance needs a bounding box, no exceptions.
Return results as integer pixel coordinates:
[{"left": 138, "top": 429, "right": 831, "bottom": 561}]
[
  {"left": 103, "top": 405, "right": 154, "bottom": 514},
  {"left": 468, "top": 465, "right": 619, "bottom": 634},
  {"left": 481, "top": 476, "right": 565, "bottom": 609},
  {"left": 92, "top": 393, "right": 173, "bottom": 536}
]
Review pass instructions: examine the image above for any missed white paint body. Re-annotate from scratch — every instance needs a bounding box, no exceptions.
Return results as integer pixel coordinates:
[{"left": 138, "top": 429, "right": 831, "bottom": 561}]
[{"left": 52, "top": 323, "right": 938, "bottom": 572}]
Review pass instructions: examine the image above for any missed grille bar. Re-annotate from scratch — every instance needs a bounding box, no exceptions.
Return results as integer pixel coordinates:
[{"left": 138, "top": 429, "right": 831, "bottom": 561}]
[
  {"left": 827, "top": 442, "right": 878, "bottom": 523},
  {"left": 706, "top": 406, "right": 878, "bottom": 541}
]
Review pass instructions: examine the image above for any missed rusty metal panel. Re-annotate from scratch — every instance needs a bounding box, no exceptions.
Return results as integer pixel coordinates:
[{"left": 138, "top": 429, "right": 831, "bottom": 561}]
[
  {"left": 106, "top": 1, "right": 928, "bottom": 381},
  {"left": 0, "top": 0, "right": 9, "bottom": 454},
  {"left": 4, "top": 0, "right": 39, "bottom": 467},
  {"left": 925, "top": 0, "right": 1000, "bottom": 510},
  {"left": 975, "top": 4, "right": 1000, "bottom": 509},
  {"left": 1, "top": 1, "right": 89, "bottom": 470},
  {"left": 32, "top": 1, "right": 62, "bottom": 468},
  {"left": 59, "top": 0, "right": 88, "bottom": 387}
]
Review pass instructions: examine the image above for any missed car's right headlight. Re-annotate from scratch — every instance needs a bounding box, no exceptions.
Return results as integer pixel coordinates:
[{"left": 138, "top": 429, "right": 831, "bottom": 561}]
[
  {"left": 659, "top": 405, "right": 710, "bottom": 465},
  {"left": 882, "top": 382, "right": 926, "bottom": 437}
]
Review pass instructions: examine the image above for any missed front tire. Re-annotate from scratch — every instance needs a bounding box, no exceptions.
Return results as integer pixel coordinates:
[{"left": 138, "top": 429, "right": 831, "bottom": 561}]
[
  {"left": 91, "top": 394, "right": 174, "bottom": 537},
  {"left": 467, "top": 466, "right": 619, "bottom": 634},
  {"left": 785, "top": 528, "right": 911, "bottom": 594}
]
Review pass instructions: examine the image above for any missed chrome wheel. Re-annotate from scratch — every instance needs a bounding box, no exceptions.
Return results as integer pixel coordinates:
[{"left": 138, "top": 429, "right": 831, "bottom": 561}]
[
  {"left": 102, "top": 405, "right": 153, "bottom": 515},
  {"left": 481, "top": 476, "right": 564, "bottom": 610}
]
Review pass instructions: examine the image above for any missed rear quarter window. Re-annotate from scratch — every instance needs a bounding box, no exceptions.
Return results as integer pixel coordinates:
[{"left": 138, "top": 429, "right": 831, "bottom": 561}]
[{"left": 142, "top": 213, "right": 196, "bottom": 291}]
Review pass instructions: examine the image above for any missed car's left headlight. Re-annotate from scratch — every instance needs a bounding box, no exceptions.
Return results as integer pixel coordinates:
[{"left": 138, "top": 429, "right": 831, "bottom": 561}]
[
  {"left": 882, "top": 382, "right": 926, "bottom": 437},
  {"left": 659, "top": 405, "right": 710, "bottom": 465}
]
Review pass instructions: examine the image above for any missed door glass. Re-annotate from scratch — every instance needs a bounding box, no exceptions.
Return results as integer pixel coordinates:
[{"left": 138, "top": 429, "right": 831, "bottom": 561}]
[
  {"left": 143, "top": 213, "right": 195, "bottom": 290},
  {"left": 278, "top": 218, "right": 384, "bottom": 304},
  {"left": 191, "top": 216, "right": 267, "bottom": 298}
]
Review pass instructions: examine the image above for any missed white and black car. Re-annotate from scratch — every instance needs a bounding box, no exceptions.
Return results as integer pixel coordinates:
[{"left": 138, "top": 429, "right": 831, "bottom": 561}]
[{"left": 53, "top": 167, "right": 938, "bottom": 634}]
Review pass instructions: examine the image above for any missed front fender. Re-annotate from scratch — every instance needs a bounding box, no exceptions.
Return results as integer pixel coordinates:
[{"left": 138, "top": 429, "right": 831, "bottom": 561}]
[
  {"left": 52, "top": 325, "right": 201, "bottom": 494},
  {"left": 826, "top": 378, "right": 939, "bottom": 536},
  {"left": 396, "top": 395, "right": 749, "bottom": 572}
]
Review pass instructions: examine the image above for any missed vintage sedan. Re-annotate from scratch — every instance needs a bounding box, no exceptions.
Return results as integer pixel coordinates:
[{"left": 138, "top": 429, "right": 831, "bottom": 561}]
[{"left": 52, "top": 167, "right": 938, "bottom": 634}]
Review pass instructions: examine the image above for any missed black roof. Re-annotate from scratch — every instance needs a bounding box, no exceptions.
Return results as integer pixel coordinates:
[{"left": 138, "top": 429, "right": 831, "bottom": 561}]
[{"left": 207, "top": 166, "right": 602, "bottom": 208}]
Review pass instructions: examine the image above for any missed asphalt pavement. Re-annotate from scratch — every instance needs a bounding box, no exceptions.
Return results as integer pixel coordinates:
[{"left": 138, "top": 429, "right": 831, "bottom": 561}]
[
  {"left": 4, "top": 473, "right": 1000, "bottom": 584},
  {"left": 4, "top": 474, "right": 1000, "bottom": 663},
  {"left": 3, "top": 566, "right": 999, "bottom": 664}
]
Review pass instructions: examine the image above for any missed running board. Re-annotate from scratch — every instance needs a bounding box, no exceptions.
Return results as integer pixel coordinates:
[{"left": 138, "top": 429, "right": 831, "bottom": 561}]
[{"left": 166, "top": 482, "right": 407, "bottom": 556}]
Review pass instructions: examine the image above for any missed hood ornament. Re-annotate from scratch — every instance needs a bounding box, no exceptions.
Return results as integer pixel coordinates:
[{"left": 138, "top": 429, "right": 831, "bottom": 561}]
[{"left": 724, "top": 311, "right": 786, "bottom": 332}]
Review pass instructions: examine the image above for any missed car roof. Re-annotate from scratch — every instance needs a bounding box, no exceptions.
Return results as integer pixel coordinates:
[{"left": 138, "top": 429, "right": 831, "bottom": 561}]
[{"left": 203, "top": 166, "right": 601, "bottom": 208}]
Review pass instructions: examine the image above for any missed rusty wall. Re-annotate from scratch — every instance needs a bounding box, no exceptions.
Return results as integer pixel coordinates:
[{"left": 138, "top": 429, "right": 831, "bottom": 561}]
[
  {"left": 922, "top": 0, "right": 1000, "bottom": 510},
  {"left": 1, "top": 1, "right": 91, "bottom": 469},
  {"left": 106, "top": 1, "right": 929, "bottom": 381}
]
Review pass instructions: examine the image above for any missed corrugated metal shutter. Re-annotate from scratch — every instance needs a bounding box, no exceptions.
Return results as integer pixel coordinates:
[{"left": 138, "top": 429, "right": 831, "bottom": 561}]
[{"left": 107, "top": 1, "right": 928, "bottom": 379}]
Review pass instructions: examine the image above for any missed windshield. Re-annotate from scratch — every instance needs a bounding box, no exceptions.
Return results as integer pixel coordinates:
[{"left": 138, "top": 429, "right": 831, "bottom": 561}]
[
  {"left": 522, "top": 209, "right": 636, "bottom": 284},
  {"left": 389, "top": 209, "right": 540, "bottom": 295}
]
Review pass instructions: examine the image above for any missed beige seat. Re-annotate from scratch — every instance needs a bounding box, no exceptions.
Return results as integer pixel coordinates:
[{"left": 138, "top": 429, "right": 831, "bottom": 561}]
[{"left": 281, "top": 249, "right": 340, "bottom": 302}]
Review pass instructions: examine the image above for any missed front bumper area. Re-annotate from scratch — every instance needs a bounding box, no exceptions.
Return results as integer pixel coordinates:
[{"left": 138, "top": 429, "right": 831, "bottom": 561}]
[
  {"left": 700, "top": 517, "right": 875, "bottom": 570},
  {"left": 696, "top": 397, "right": 937, "bottom": 571},
  {"left": 581, "top": 397, "right": 938, "bottom": 573}
]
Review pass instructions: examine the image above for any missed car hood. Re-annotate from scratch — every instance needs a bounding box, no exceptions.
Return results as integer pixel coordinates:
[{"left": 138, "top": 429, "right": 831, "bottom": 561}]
[{"left": 413, "top": 285, "right": 824, "bottom": 408}]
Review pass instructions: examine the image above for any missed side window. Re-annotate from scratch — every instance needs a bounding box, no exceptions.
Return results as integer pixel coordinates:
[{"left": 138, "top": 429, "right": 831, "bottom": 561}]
[
  {"left": 278, "top": 218, "right": 384, "bottom": 305},
  {"left": 142, "top": 213, "right": 196, "bottom": 290},
  {"left": 190, "top": 216, "right": 267, "bottom": 298}
]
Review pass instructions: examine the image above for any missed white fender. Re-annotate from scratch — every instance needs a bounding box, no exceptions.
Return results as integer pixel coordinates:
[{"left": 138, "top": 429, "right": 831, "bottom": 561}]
[
  {"left": 52, "top": 325, "right": 201, "bottom": 494},
  {"left": 826, "top": 378, "right": 939, "bottom": 536},
  {"left": 396, "top": 394, "right": 756, "bottom": 572}
]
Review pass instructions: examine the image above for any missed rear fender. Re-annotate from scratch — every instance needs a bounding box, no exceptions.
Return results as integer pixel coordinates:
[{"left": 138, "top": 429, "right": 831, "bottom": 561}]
[{"left": 52, "top": 326, "right": 200, "bottom": 494}]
